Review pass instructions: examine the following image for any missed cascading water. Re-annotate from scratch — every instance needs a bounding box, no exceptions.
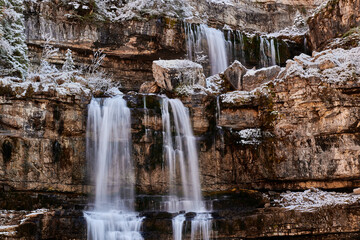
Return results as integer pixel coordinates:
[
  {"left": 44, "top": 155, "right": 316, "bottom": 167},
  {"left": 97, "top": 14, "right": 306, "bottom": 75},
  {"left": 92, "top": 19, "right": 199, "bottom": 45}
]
[
  {"left": 185, "top": 23, "right": 228, "bottom": 75},
  {"left": 259, "top": 36, "right": 277, "bottom": 67},
  {"left": 84, "top": 96, "right": 144, "bottom": 240},
  {"left": 161, "top": 97, "right": 212, "bottom": 240},
  {"left": 185, "top": 23, "right": 279, "bottom": 73}
]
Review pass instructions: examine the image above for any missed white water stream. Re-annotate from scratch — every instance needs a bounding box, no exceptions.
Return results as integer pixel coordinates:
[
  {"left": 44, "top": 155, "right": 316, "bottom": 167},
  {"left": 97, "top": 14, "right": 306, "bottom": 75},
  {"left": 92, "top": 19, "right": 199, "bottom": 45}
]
[
  {"left": 161, "top": 97, "right": 212, "bottom": 240},
  {"left": 185, "top": 23, "right": 228, "bottom": 75},
  {"left": 84, "top": 96, "right": 144, "bottom": 240},
  {"left": 185, "top": 23, "right": 279, "bottom": 71}
]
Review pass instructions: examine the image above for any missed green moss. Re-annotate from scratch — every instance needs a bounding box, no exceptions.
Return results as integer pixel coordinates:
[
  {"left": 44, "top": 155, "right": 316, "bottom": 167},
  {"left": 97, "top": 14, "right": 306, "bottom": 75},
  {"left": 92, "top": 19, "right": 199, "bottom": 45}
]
[
  {"left": 164, "top": 17, "right": 178, "bottom": 29},
  {"left": 258, "top": 83, "right": 277, "bottom": 129},
  {"left": 342, "top": 27, "right": 360, "bottom": 38},
  {"left": 299, "top": 6, "right": 307, "bottom": 14}
]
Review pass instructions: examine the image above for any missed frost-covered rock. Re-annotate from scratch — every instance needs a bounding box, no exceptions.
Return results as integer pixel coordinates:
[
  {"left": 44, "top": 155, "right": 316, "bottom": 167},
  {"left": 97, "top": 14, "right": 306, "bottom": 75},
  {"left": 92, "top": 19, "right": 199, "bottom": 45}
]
[
  {"left": 274, "top": 188, "right": 360, "bottom": 212},
  {"left": 152, "top": 59, "right": 205, "bottom": 91},
  {"left": 204, "top": 73, "right": 233, "bottom": 95},
  {"left": 280, "top": 47, "right": 360, "bottom": 83},
  {"left": 0, "top": 76, "right": 91, "bottom": 99},
  {"left": 223, "top": 60, "right": 247, "bottom": 90},
  {"left": 324, "top": 27, "right": 360, "bottom": 50},
  {"left": 243, "top": 65, "right": 281, "bottom": 91},
  {"left": 175, "top": 84, "right": 207, "bottom": 96},
  {"left": 94, "top": 0, "right": 194, "bottom": 22}
]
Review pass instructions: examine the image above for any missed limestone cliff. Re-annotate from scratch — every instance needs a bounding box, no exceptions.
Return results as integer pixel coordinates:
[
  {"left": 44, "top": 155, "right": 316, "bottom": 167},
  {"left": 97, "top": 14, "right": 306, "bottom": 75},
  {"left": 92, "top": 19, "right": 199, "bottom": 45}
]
[{"left": 308, "top": 0, "right": 360, "bottom": 50}]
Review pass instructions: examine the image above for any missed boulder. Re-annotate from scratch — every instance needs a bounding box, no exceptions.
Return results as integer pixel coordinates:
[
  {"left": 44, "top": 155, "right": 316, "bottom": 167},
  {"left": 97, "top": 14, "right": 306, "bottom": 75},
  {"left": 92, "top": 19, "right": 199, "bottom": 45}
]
[
  {"left": 242, "top": 65, "right": 281, "bottom": 91},
  {"left": 139, "top": 81, "right": 160, "bottom": 93},
  {"left": 152, "top": 60, "right": 205, "bottom": 91},
  {"left": 223, "top": 60, "right": 247, "bottom": 90}
]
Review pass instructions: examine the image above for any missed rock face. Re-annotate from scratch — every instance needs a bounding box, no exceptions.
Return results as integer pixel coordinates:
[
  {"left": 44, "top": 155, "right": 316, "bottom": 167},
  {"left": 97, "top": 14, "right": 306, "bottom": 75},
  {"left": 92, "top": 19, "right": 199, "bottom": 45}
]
[
  {"left": 1, "top": 49, "right": 360, "bottom": 194},
  {"left": 2, "top": 190, "right": 360, "bottom": 239},
  {"left": 222, "top": 60, "right": 247, "bottom": 90},
  {"left": 188, "top": 0, "right": 323, "bottom": 32},
  {"left": 0, "top": 92, "right": 89, "bottom": 193},
  {"left": 23, "top": 0, "right": 321, "bottom": 93},
  {"left": 152, "top": 60, "right": 205, "bottom": 91},
  {"left": 199, "top": 47, "right": 360, "bottom": 191},
  {"left": 308, "top": 0, "right": 360, "bottom": 50},
  {"left": 24, "top": 0, "right": 186, "bottom": 91}
]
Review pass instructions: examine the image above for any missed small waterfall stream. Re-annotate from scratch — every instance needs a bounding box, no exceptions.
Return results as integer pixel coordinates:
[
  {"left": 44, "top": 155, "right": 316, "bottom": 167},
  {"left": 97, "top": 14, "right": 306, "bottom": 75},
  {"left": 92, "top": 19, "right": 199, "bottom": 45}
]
[
  {"left": 185, "top": 23, "right": 228, "bottom": 75},
  {"left": 161, "top": 97, "right": 212, "bottom": 240},
  {"left": 84, "top": 96, "right": 144, "bottom": 240},
  {"left": 185, "top": 23, "right": 280, "bottom": 71}
]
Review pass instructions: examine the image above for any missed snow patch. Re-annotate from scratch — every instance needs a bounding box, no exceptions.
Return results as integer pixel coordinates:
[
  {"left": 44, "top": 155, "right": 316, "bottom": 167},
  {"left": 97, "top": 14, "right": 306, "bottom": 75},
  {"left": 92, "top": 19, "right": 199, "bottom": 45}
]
[
  {"left": 235, "top": 128, "right": 262, "bottom": 145},
  {"left": 274, "top": 188, "right": 360, "bottom": 212},
  {"left": 155, "top": 59, "right": 203, "bottom": 70},
  {"left": 205, "top": 74, "right": 224, "bottom": 94},
  {"left": 221, "top": 84, "right": 271, "bottom": 104},
  {"left": 280, "top": 47, "right": 360, "bottom": 83},
  {"left": 95, "top": 0, "right": 194, "bottom": 22},
  {"left": 175, "top": 84, "right": 207, "bottom": 96},
  {"left": 207, "top": 0, "right": 234, "bottom": 6}
]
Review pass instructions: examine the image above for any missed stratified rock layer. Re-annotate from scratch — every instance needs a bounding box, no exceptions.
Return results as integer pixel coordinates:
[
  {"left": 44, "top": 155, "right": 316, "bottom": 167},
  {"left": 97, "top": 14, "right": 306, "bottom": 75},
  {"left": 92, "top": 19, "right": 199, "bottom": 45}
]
[
  {"left": 24, "top": 0, "right": 185, "bottom": 91},
  {"left": 0, "top": 92, "right": 89, "bottom": 193},
  {"left": 308, "top": 0, "right": 360, "bottom": 50},
  {"left": 152, "top": 60, "right": 205, "bottom": 91},
  {"left": 1, "top": 48, "right": 360, "bottom": 194}
]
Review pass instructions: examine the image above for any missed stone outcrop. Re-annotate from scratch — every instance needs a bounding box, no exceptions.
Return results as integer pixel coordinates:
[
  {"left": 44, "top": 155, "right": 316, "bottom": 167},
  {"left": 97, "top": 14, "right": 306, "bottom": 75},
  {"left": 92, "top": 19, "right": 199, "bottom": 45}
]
[
  {"left": 152, "top": 60, "right": 205, "bottom": 91},
  {"left": 222, "top": 60, "right": 247, "bottom": 90},
  {"left": 139, "top": 81, "right": 161, "bottom": 94},
  {"left": 207, "top": 61, "right": 280, "bottom": 93},
  {"left": 242, "top": 65, "right": 281, "bottom": 91},
  {"left": 308, "top": 0, "right": 360, "bottom": 50}
]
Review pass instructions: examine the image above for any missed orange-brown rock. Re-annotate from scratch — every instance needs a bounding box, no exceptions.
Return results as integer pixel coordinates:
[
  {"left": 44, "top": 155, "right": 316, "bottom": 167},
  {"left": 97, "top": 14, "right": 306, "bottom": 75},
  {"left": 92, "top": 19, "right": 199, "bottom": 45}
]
[{"left": 308, "top": 0, "right": 360, "bottom": 50}]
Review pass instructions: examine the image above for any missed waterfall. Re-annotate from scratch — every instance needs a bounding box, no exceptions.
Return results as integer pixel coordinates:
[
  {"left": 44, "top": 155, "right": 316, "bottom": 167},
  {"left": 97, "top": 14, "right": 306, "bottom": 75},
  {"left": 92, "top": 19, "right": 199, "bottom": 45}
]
[
  {"left": 84, "top": 96, "right": 144, "bottom": 240},
  {"left": 270, "top": 38, "right": 276, "bottom": 65},
  {"left": 260, "top": 36, "right": 277, "bottom": 67},
  {"left": 186, "top": 23, "right": 228, "bottom": 75},
  {"left": 161, "top": 97, "right": 212, "bottom": 240},
  {"left": 185, "top": 23, "right": 281, "bottom": 73}
]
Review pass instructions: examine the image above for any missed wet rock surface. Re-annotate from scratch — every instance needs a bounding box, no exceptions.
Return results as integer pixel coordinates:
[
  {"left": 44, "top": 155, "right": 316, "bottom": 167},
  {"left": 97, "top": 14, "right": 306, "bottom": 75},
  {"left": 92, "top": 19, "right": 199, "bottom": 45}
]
[{"left": 1, "top": 190, "right": 360, "bottom": 239}]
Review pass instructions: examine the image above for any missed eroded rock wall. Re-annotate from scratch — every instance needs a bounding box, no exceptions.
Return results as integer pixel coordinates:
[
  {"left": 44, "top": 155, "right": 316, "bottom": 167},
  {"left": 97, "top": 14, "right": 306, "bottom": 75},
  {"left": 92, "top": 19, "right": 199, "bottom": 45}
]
[
  {"left": 24, "top": 0, "right": 185, "bottom": 91},
  {"left": 308, "top": 0, "right": 360, "bottom": 50},
  {"left": 2, "top": 76, "right": 360, "bottom": 195},
  {"left": 189, "top": 0, "right": 321, "bottom": 32},
  {"left": 0, "top": 93, "right": 89, "bottom": 194}
]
